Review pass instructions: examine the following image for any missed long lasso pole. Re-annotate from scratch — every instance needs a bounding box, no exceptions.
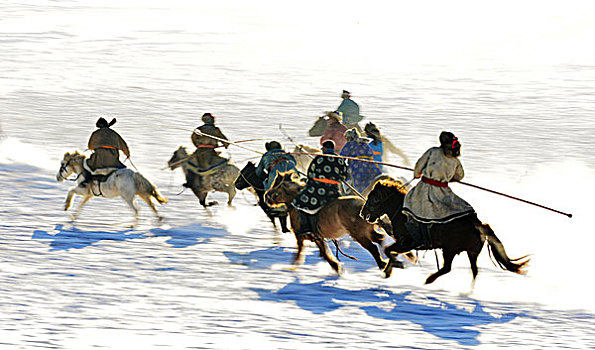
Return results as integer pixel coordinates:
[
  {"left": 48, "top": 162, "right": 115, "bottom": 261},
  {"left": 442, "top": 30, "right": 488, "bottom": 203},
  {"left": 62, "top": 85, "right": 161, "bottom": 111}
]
[
  {"left": 288, "top": 151, "right": 572, "bottom": 218},
  {"left": 196, "top": 130, "right": 572, "bottom": 218}
]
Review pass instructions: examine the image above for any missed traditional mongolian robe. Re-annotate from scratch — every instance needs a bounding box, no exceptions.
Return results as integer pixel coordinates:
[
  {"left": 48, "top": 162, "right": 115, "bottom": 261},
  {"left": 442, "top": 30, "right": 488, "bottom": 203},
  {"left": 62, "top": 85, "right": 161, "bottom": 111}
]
[
  {"left": 336, "top": 98, "right": 362, "bottom": 128},
  {"left": 340, "top": 141, "right": 382, "bottom": 193},
  {"left": 292, "top": 150, "right": 349, "bottom": 214},
  {"left": 190, "top": 124, "right": 230, "bottom": 170},
  {"left": 255, "top": 148, "right": 298, "bottom": 193},
  {"left": 320, "top": 121, "right": 347, "bottom": 152},
  {"left": 87, "top": 127, "right": 129, "bottom": 171},
  {"left": 368, "top": 140, "right": 384, "bottom": 171},
  {"left": 402, "top": 147, "right": 474, "bottom": 223}
]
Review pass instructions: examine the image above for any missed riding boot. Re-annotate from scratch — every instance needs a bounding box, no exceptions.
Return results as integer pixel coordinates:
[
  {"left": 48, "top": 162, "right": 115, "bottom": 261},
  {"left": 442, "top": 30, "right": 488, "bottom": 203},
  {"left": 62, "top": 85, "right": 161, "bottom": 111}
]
[
  {"left": 296, "top": 210, "right": 315, "bottom": 239},
  {"left": 183, "top": 171, "right": 195, "bottom": 188}
]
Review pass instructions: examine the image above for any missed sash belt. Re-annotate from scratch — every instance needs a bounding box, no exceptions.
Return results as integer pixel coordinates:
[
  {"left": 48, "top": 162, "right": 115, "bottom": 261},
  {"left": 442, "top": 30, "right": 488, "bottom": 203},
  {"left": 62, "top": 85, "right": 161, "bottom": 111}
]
[
  {"left": 422, "top": 176, "right": 448, "bottom": 187},
  {"left": 313, "top": 177, "right": 340, "bottom": 185}
]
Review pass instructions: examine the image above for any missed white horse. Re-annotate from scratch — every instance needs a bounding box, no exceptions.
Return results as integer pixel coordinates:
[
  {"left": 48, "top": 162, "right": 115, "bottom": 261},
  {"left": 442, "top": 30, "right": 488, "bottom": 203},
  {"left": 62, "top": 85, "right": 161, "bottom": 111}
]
[
  {"left": 291, "top": 144, "right": 320, "bottom": 174},
  {"left": 56, "top": 151, "right": 168, "bottom": 223}
]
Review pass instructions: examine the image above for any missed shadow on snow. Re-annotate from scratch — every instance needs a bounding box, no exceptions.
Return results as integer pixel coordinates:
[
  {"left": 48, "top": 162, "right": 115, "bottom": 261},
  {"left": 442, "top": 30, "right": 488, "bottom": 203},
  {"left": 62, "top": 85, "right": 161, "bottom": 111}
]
[
  {"left": 223, "top": 239, "right": 384, "bottom": 273},
  {"left": 251, "top": 278, "right": 532, "bottom": 346},
  {"left": 32, "top": 223, "right": 229, "bottom": 251}
]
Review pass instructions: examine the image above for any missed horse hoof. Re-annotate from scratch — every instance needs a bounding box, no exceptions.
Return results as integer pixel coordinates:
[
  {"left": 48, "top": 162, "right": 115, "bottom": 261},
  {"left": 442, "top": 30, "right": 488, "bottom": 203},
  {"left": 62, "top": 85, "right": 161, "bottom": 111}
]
[
  {"left": 393, "top": 260, "right": 405, "bottom": 269},
  {"left": 383, "top": 262, "right": 393, "bottom": 278}
]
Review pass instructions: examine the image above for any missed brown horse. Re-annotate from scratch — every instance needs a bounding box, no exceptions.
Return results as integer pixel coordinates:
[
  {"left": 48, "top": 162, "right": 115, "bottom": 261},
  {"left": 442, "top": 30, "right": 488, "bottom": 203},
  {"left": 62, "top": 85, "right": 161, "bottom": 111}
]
[
  {"left": 360, "top": 178, "right": 530, "bottom": 285},
  {"left": 266, "top": 176, "right": 390, "bottom": 274}
]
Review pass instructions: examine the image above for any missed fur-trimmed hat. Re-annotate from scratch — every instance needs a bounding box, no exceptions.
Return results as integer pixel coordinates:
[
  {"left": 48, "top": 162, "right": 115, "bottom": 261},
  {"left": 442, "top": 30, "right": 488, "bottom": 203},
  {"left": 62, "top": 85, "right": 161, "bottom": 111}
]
[
  {"left": 364, "top": 122, "right": 381, "bottom": 140},
  {"left": 345, "top": 128, "right": 371, "bottom": 144},
  {"left": 96, "top": 117, "right": 117, "bottom": 128},
  {"left": 326, "top": 110, "right": 343, "bottom": 123},
  {"left": 439, "top": 131, "right": 461, "bottom": 157},
  {"left": 201, "top": 113, "right": 215, "bottom": 125},
  {"left": 265, "top": 140, "right": 282, "bottom": 151},
  {"left": 341, "top": 90, "right": 351, "bottom": 99}
]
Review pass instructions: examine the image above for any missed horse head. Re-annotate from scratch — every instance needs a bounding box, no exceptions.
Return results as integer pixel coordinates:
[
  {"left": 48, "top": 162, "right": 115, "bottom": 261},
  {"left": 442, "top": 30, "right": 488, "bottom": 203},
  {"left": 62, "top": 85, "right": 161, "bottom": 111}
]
[
  {"left": 56, "top": 151, "right": 85, "bottom": 181},
  {"left": 235, "top": 161, "right": 262, "bottom": 190},
  {"left": 265, "top": 174, "right": 303, "bottom": 206},
  {"left": 308, "top": 116, "right": 328, "bottom": 137},
  {"left": 167, "top": 146, "right": 188, "bottom": 170},
  {"left": 360, "top": 177, "right": 407, "bottom": 223}
]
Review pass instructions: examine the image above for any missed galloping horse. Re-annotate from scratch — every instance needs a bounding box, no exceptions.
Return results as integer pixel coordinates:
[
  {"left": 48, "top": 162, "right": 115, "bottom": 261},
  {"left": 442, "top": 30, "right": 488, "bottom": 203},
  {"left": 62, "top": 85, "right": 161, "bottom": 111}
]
[
  {"left": 234, "top": 161, "right": 290, "bottom": 233},
  {"left": 266, "top": 176, "right": 389, "bottom": 274},
  {"left": 360, "top": 178, "right": 530, "bottom": 285},
  {"left": 168, "top": 146, "right": 239, "bottom": 207},
  {"left": 56, "top": 151, "right": 168, "bottom": 223}
]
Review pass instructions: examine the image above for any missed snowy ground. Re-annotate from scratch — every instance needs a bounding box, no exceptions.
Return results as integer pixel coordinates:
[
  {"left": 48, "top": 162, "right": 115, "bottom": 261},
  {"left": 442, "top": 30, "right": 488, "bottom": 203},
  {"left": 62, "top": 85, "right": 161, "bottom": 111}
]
[{"left": 2, "top": 1, "right": 595, "bottom": 348}]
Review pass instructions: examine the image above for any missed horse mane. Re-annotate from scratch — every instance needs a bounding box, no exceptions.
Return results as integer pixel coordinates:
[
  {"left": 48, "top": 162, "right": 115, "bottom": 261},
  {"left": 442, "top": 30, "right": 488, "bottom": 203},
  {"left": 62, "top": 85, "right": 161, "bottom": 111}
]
[
  {"left": 65, "top": 151, "right": 86, "bottom": 161},
  {"left": 376, "top": 178, "right": 408, "bottom": 195},
  {"left": 293, "top": 144, "right": 320, "bottom": 154}
]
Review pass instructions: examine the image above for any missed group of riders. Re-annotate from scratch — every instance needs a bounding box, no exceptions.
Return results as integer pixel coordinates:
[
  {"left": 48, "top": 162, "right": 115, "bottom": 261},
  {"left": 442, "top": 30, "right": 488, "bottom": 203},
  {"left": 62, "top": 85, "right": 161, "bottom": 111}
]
[{"left": 80, "top": 90, "right": 475, "bottom": 251}]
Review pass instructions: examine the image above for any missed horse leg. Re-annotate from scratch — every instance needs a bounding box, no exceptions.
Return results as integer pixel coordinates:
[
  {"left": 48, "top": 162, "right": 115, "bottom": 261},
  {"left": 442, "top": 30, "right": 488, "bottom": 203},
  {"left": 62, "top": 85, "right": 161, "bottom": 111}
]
[
  {"left": 353, "top": 232, "right": 387, "bottom": 271},
  {"left": 191, "top": 188, "right": 216, "bottom": 207},
  {"left": 226, "top": 185, "right": 236, "bottom": 206},
  {"left": 382, "top": 243, "right": 406, "bottom": 278},
  {"left": 292, "top": 236, "right": 306, "bottom": 268},
  {"left": 64, "top": 189, "right": 76, "bottom": 211},
  {"left": 278, "top": 215, "right": 290, "bottom": 233},
  {"left": 313, "top": 236, "right": 341, "bottom": 274},
  {"left": 140, "top": 195, "right": 162, "bottom": 222},
  {"left": 425, "top": 250, "right": 455, "bottom": 284},
  {"left": 121, "top": 193, "right": 139, "bottom": 226},
  {"left": 72, "top": 194, "right": 92, "bottom": 220},
  {"left": 467, "top": 250, "right": 480, "bottom": 293}
]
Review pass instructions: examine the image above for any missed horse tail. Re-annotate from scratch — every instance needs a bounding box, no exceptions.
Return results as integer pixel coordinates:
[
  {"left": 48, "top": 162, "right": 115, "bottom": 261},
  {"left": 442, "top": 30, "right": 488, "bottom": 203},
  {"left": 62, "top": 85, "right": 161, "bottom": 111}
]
[
  {"left": 133, "top": 173, "right": 169, "bottom": 204},
  {"left": 481, "top": 223, "right": 530, "bottom": 274}
]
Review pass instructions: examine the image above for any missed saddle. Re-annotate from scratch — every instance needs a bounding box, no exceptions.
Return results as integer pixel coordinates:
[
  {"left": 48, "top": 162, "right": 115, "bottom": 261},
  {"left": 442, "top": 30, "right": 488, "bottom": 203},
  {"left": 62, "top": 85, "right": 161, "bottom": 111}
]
[
  {"left": 82, "top": 159, "right": 120, "bottom": 189},
  {"left": 186, "top": 158, "right": 228, "bottom": 176}
]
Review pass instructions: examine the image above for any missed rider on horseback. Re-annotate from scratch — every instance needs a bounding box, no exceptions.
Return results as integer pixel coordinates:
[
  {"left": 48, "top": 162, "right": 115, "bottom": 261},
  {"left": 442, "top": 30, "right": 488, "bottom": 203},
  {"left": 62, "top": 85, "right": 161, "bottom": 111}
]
[
  {"left": 400, "top": 131, "right": 475, "bottom": 249},
  {"left": 364, "top": 122, "right": 410, "bottom": 172},
  {"left": 340, "top": 128, "right": 381, "bottom": 194},
  {"left": 184, "top": 113, "right": 230, "bottom": 188},
  {"left": 292, "top": 140, "right": 349, "bottom": 239},
  {"left": 81, "top": 117, "right": 130, "bottom": 188},
  {"left": 320, "top": 111, "right": 347, "bottom": 152},
  {"left": 256, "top": 141, "right": 298, "bottom": 193},
  {"left": 336, "top": 90, "right": 363, "bottom": 130}
]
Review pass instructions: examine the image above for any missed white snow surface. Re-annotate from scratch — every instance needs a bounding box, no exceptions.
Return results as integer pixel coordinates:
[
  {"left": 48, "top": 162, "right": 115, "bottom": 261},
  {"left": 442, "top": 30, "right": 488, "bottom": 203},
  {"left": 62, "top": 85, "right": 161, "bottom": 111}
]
[{"left": 1, "top": 1, "right": 594, "bottom": 349}]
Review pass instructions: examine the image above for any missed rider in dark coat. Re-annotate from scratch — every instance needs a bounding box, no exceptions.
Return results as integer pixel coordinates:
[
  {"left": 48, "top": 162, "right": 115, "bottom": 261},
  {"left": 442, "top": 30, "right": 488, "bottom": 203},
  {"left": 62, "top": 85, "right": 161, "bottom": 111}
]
[
  {"left": 292, "top": 140, "right": 349, "bottom": 237},
  {"left": 82, "top": 117, "right": 129, "bottom": 187},
  {"left": 184, "top": 113, "right": 230, "bottom": 188}
]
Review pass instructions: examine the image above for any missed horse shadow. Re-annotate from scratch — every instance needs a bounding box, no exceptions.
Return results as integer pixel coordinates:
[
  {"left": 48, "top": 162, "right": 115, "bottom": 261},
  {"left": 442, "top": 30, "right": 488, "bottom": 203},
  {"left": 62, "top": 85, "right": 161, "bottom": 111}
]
[
  {"left": 32, "top": 224, "right": 144, "bottom": 251},
  {"left": 223, "top": 238, "right": 384, "bottom": 273},
  {"left": 250, "top": 278, "right": 533, "bottom": 346},
  {"left": 149, "top": 223, "right": 229, "bottom": 248},
  {"left": 32, "top": 223, "right": 229, "bottom": 251}
]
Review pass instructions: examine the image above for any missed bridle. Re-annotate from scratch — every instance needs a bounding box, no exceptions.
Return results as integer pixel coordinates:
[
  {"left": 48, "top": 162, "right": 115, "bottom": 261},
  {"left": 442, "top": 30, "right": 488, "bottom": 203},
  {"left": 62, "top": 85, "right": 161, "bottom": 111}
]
[{"left": 58, "top": 157, "right": 82, "bottom": 182}]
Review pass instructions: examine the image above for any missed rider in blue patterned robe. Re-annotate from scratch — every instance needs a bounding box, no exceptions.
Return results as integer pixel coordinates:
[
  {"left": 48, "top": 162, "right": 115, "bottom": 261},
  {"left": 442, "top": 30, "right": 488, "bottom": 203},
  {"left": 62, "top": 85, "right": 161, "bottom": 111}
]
[
  {"left": 255, "top": 141, "right": 298, "bottom": 193},
  {"left": 292, "top": 140, "right": 349, "bottom": 237},
  {"left": 340, "top": 128, "right": 382, "bottom": 193}
]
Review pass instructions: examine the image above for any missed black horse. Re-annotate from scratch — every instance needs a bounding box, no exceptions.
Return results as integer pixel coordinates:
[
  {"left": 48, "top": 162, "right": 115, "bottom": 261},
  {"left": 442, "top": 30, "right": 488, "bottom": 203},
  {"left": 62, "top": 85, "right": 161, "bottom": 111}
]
[
  {"left": 360, "top": 178, "right": 530, "bottom": 285},
  {"left": 235, "top": 162, "right": 290, "bottom": 233}
]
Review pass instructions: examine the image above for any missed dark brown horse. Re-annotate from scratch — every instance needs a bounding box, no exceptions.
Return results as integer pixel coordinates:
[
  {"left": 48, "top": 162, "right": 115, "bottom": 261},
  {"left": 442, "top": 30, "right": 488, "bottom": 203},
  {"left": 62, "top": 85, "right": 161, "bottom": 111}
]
[
  {"left": 360, "top": 178, "right": 530, "bottom": 285},
  {"left": 234, "top": 161, "right": 290, "bottom": 233},
  {"left": 266, "top": 176, "right": 390, "bottom": 274}
]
